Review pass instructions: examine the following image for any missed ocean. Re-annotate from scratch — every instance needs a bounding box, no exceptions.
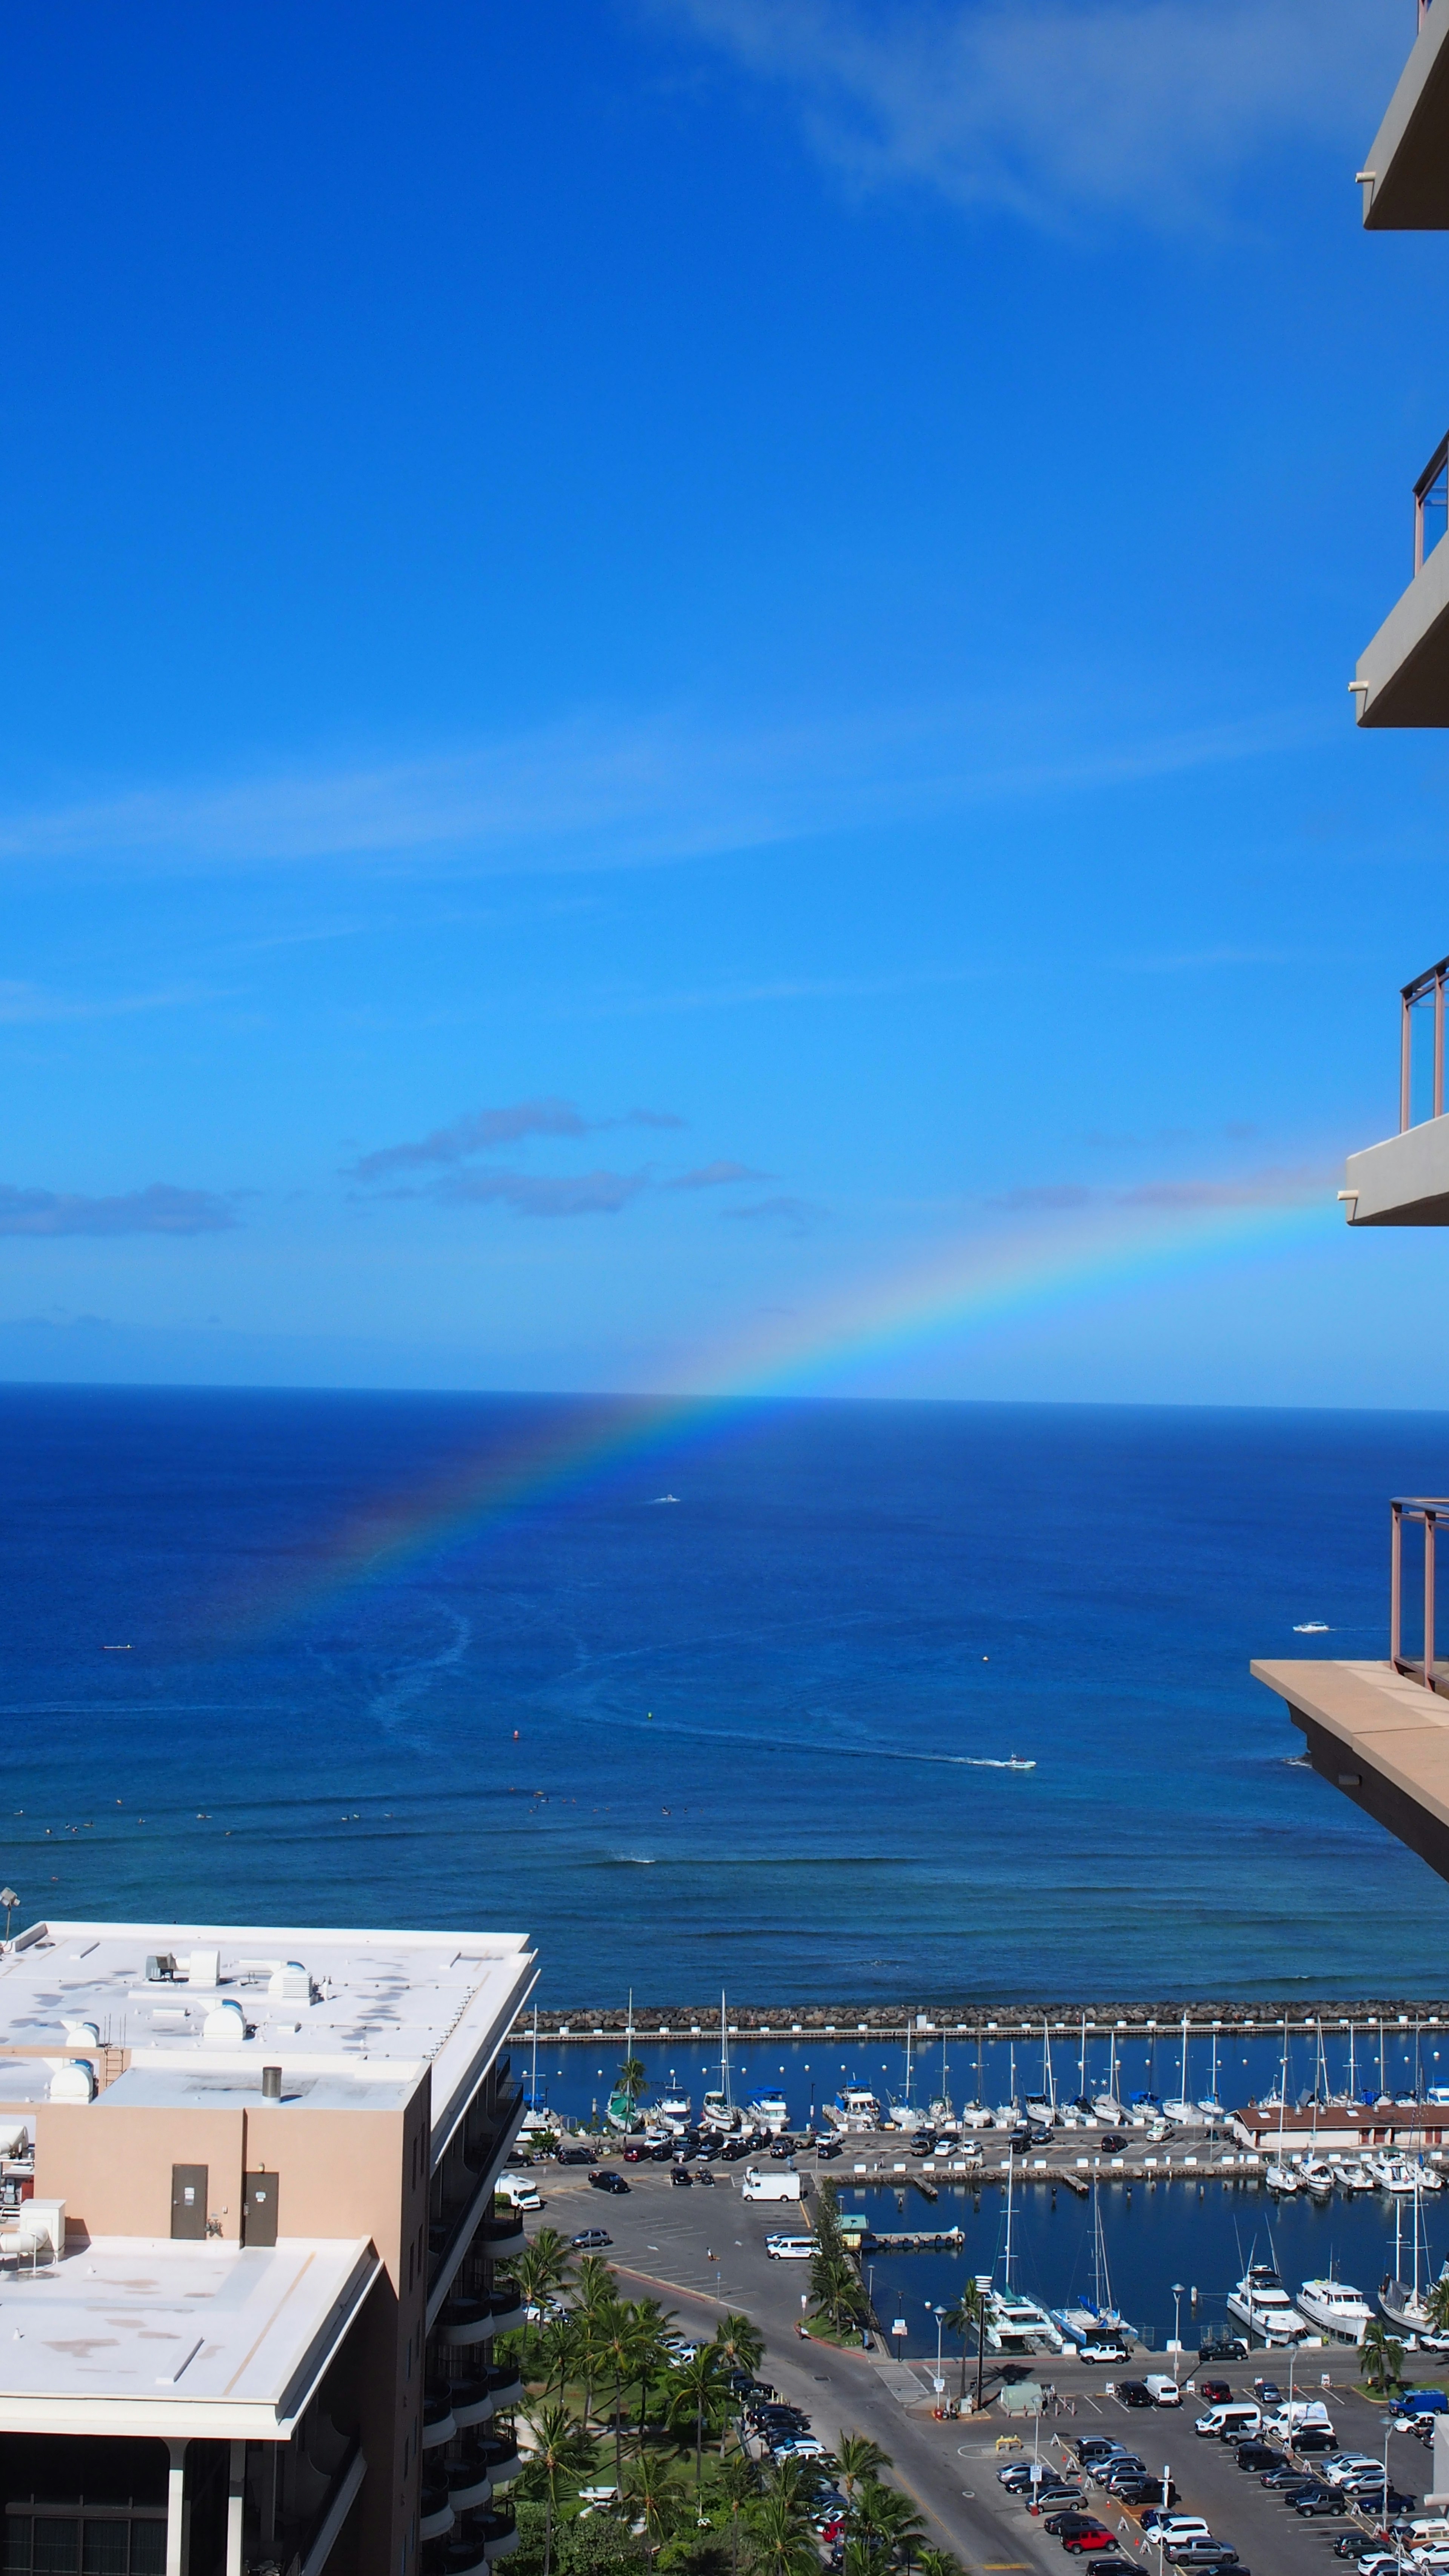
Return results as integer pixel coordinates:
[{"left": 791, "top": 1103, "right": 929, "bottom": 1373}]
[{"left": 1, "top": 1383, "right": 1446, "bottom": 2000}]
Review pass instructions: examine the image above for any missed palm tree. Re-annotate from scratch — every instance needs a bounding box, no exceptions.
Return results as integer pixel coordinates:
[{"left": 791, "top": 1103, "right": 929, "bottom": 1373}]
[
  {"left": 516, "top": 2227, "right": 574, "bottom": 2310},
  {"left": 533, "top": 2313, "right": 580, "bottom": 2403},
  {"left": 1427, "top": 2275, "right": 1449, "bottom": 2336},
  {"left": 572, "top": 2257, "right": 619, "bottom": 2424},
  {"left": 835, "top": 2435, "right": 892, "bottom": 2508},
  {"left": 521, "top": 2402, "right": 597, "bottom": 2576},
  {"left": 628, "top": 2295, "right": 677, "bottom": 2448},
  {"left": 746, "top": 2476, "right": 819, "bottom": 2576},
  {"left": 915, "top": 2551, "right": 963, "bottom": 2576},
  {"left": 705, "top": 2450, "right": 760, "bottom": 2576},
  {"left": 943, "top": 2284, "right": 984, "bottom": 2406},
  {"left": 713, "top": 2311, "right": 766, "bottom": 2382},
  {"left": 623, "top": 2451, "right": 682, "bottom": 2573},
  {"left": 811, "top": 2247, "right": 868, "bottom": 2338},
  {"left": 617, "top": 2054, "right": 649, "bottom": 2108},
  {"left": 665, "top": 2344, "right": 733, "bottom": 2502},
  {"left": 590, "top": 2295, "right": 643, "bottom": 2488},
  {"left": 847, "top": 2479, "right": 927, "bottom": 2576},
  {"left": 1362, "top": 2318, "right": 1405, "bottom": 2393}
]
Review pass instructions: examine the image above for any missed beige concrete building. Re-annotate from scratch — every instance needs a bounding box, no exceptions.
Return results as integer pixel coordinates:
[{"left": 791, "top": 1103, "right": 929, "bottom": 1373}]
[
  {"left": 1257, "top": 2, "right": 1449, "bottom": 1878},
  {"left": 0, "top": 1918, "right": 535, "bottom": 2576}
]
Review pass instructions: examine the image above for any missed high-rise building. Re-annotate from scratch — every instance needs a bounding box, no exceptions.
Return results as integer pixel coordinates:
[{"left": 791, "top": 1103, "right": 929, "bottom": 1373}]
[
  {"left": 0, "top": 1918, "right": 535, "bottom": 2576},
  {"left": 1257, "top": 4, "right": 1449, "bottom": 1875}
]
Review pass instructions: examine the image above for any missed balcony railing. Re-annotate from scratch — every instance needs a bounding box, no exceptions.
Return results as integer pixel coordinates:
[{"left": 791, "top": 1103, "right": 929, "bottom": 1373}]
[
  {"left": 1398, "top": 954, "right": 1449, "bottom": 1130},
  {"left": 1391, "top": 1496, "right": 1449, "bottom": 1686},
  {"left": 1417, "top": 434, "right": 1449, "bottom": 577}
]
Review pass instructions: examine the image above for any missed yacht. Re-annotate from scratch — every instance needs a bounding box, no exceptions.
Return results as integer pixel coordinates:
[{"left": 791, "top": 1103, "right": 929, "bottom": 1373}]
[
  {"left": 744, "top": 2090, "right": 789, "bottom": 2134},
  {"left": 1369, "top": 2155, "right": 1420, "bottom": 2195},
  {"left": 1300, "top": 2158, "right": 1336, "bottom": 2198},
  {"left": 701, "top": 2089, "right": 740, "bottom": 2135},
  {"left": 823, "top": 2085, "right": 881, "bottom": 2133},
  {"left": 656, "top": 2088, "right": 692, "bottom": 2135},
  {"left": 1226, "top": 2264, "right": 1309, "bottom": 2343},
  {"left": 987, "top": 2286, "right": 1068, "bottom": 2354},
  {"left": 1338, "top": 2155, "right": 1377, "bottom": 2193},
  {"left": 1297, "top": 2276, "right": 1373, "bottom": 2343}
]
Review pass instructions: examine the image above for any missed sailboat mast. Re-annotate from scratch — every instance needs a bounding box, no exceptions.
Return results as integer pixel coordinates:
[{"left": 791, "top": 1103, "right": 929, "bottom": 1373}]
[{"left": 1004, "top": 2150, "right": 1015, "bottom": 2287}]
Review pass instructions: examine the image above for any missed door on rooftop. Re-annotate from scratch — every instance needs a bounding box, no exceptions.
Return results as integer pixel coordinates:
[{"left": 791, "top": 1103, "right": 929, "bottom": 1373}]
[
  {"left": 243, "top": 2170, "right": 278, "bottom": 2247},
  {"left": 170, "top": 2163, "right": 207, "bottom": 2240}
]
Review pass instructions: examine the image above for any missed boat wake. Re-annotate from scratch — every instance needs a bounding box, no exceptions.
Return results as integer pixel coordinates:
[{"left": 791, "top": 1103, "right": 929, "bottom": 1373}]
[{"left": 955, "top": 1756, "right": 1037, "bottom": 1772}]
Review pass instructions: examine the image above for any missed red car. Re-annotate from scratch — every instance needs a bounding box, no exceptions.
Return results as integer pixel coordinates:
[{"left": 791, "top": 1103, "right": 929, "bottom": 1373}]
[
  {"left": 1198, "top": 2380, "right": 1232, "bottom": 2405},
  {"left": 1064, "top": 2533, "right": 1119, "bottom": 2554},
  {"left": 622, "top": 2145, "right": 645, "bottom": 2163}
]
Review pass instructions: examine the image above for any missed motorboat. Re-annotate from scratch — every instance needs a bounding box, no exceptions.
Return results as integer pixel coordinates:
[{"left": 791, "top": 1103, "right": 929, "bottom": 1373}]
[
  {"left": 1369, "top": 2156, "right": 1420, "bottom": 2195},
  {"left": 1226, "top": 2264, "right": 1310, "bottom": 2343},
  {"left": 1300, "top": 2158, "right": 1336, "bottom": 2198},
  {"left": 823, "top": 2086, "right": 881, "bottom": 2133},
  {"left": 744, "top": 2091, "right": 789, "bottom": 2134},
  {"left": 1338, "top": 2156, "right": 1377, "bottom": 2193},
  {"left": 1296, "top": 2277, "right": 1373, "bottom": 2343},
  {"left": 656, "top": 2090, "right": 692, "bottom": 2135},
  {"left": 701, "top": 2090, "right": 741, "bottom": 2135}
]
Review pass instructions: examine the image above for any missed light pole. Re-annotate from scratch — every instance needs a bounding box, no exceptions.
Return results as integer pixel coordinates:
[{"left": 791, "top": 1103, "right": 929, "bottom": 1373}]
[
  {"left": 975, "top": 2270, "right": 992, "bottom": 2415},
  {"left": 934, "top": 2303, "right": 946, "bottom": 2395},
  {"left": 1172, "top": 2283, "right": 1186, "bottom": 2380}
]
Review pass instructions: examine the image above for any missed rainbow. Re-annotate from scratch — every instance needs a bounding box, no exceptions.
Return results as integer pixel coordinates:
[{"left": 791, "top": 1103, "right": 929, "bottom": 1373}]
[{"left": 223, "top": 1177, "right": 1333, "bottom": 1638}]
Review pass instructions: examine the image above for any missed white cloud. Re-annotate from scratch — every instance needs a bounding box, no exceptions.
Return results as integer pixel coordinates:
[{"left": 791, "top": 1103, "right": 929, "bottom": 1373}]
[
  {"left": 649, "top": 0, "right": 1401, "bottom": 228},
  {"left": 0, "top": 699, "right": 1331, "bottom": 880}
]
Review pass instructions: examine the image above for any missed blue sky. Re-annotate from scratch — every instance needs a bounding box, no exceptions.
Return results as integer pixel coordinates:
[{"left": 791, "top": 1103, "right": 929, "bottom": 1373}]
[{"left": 2, "top": 0, "right": 1446, "bottom": 1403}]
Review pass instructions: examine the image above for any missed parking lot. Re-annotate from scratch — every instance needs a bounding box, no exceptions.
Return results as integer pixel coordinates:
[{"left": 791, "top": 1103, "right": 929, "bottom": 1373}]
[{"left": 523, "top": 2158, "right": 1432, "bottom": 2576}]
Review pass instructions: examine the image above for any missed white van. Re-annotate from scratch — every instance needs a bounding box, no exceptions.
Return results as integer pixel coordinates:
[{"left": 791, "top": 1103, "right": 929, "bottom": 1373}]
[
  {"left": 741, "top": 2167, "right": 802, "bottom": 2202},
  {"left": 496, "top": 2173, "right": 543, "bottom": 2212},
  {"left": 1194, "top": 2402, "right": 1261, "bottom": 2440},
  {"left": 1144, "top": 2375, "right": 1183, "bottom": 2407},
  {"left": 1269, "top": 2400, "right": 1332, "bottom": 2435},
  {"left": 764, "top": 2234, "right": 815, "bottom": 2260}
]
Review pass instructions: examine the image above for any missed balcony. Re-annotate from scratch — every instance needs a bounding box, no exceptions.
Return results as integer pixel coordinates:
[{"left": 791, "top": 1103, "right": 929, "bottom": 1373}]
[
  {"left": 1254, "top": 1496, "right": 1449, "bottom": 1884},
  {"left": 1342, "top": 954, "right": 1449, "bottom": 1221},
  {"left": 1353, "top": 432, "right": 1449, "bottom": 724},
  {"left": 1360, "top": 0, "right": 1449, "bottom": 228}
]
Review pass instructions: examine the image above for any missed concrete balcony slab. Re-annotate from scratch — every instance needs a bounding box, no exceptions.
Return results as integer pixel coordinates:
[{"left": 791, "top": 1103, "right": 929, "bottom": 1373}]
[
  {"left": 1363, "top": 4, "right": 1449, "bottom": 228},
  {"left": 1252, "top": 1656, "right": 1449, "bottom": 1881},
  {"left": 1345, "top": 1117, "right": 1449, "bottom": 1222}
]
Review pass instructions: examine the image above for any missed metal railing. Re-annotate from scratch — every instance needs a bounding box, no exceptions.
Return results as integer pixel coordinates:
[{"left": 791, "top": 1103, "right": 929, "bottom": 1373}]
[
  {"left": 1399, "top": 954, "right": 1449, "bottom": 1129},
  {"left": 1417, "top": 433, "right": 1449, "bottom": 575},
  {"left": 1391, "top": 1497, "right": 1449, "bottom": 1686}
]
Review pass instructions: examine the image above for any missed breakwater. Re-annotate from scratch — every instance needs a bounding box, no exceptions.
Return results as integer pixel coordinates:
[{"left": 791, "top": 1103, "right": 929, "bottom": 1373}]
[{"left": 512, "top": 1998, "right": 1449, "bottom": 2038}]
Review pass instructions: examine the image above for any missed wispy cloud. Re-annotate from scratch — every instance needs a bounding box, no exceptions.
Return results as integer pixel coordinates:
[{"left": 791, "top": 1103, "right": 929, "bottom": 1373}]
[
  {"left": 349, "top": 1097, "right": 685, "bottom": 1181},
  {"left": 432, "top": 1167, "right": 650, "bottom": 1218},
  {"left": 666, "top": 1159, "right": 772, "bottom": 1189},
  {"left": 650, "top": 0, "right": 1399, "bottom": 230},
  {"left": 0, "top": 1184, "right": 237, "bottom": 1238},
  {"left": 726, "top": 1193, "right": 831, "bottom": 1233},
  {"left": 0, "top": 698, "right": 1332, "bottom": 881},
  {"left": 989, "top": 1163, "right": 1327, "bottom": 1215},
  {"left": 0, "top": 978, "right": 201, "bottom": 1025}
]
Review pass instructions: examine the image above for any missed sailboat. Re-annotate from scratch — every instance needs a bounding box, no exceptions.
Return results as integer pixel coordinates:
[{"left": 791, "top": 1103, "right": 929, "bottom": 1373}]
[
  {"left": 1380, "top": 2166, "right": 1443, "bottom": 2334},
  {"left": 888, "top": 2020, "right": 931, "bottom": 2131},
  {"left": 1162, "top": 2013, "right": 1208, "bottom": 2126},
  {"left": 606, "top": 1993, "right": 646, "bottom": 2130},
  {"left": 701, "top": 1991, "right": 741, "bottom": 2133},
  {"left": 1049, "top": 2177, "right": 1138, "bottom": 2352},
  {"left": 1197, "top": 2024, "right": 1226, "bottom": 2122},
  {"left": 1091, "top": 2028, "right": 1123, "bottom": 2124}
]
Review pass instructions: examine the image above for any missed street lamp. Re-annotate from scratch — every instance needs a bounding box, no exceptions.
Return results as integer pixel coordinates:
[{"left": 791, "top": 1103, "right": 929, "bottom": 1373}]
[
  {"left": 933, "top": 2303, "right": 947, "bottom": 2396},
  {"left": 1172, "top": 2283, "right": 1186, "bottom": 2379},
  {"left": 975, "top": 2270, "right": 993, "bottom": 2415}
]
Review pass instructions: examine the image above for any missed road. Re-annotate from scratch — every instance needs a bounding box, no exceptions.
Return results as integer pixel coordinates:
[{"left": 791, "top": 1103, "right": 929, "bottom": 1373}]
[{"left": 526, "top": 2161, "right": 1429, "bottom": 2576}]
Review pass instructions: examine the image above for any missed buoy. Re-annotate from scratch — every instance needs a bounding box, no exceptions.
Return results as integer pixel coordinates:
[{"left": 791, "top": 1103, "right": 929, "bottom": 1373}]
[{"left": 513, "top": 1730, "right": 520, "bottom": 1739}]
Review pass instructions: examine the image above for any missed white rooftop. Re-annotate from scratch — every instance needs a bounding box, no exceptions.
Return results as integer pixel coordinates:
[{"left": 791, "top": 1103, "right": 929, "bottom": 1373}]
[
  {"left": 0, "top": 1921, "right": 536, "bottom": 2145},
  {"left": 0, "top": 2235, "right": 379, "bottom": 2439}
]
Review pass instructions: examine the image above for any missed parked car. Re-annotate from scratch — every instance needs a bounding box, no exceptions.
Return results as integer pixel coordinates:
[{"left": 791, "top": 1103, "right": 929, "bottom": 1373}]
[
  {"left": 1044, "top": 2513, "right": 1108, "bottom": 2540},
  {"left": 556, "top": 2145, "right": 596, "bottom": 2165},
  {"left": 1117, "top": 2382, "right": 1154, "bottom": 2409},
  {"left": 815, "top": 2139, "right": 841, "bottom": 2159},
  {"left": 1294, "top": 2429, "right": 1337, "bottom": 2455},
  {"left": 1234, "top": 2445, "right": 1277, "bottom": 2473},
  {"left": 1294, "top": 2491, "right": 1347, "bottom": 2518},
  {"left": 1198, "top": 2338, "right": 1249, "bottom": 2362},
  {"left": 1145, "top": 2374, "right": 1184, "bottom": 2407},
  {"left": 571, "top": 2227, "right": 613, "bottom": 2249},
  {"left": 1199, "top": 2381, "right": 1233, "bottom": 2406},
  {"left": 622, "top": 2145, "right": 646, "bottom": 2163},
  {"left": 670, "top": 2166, "right": 694, "bottom": 2188},
  {"left": 1112, "top": 2480, "right": 1176, "bottom": 2509},
  {"left": 589, "top": 2171, "right": 629, "bottom": 2194},
  {"left": 1164, "top": 2550, "right": 1241, "bottom": 2574},
  {"left": 1063, "top": 2532, "right": 1122, "bottom": 2555},
  {"left": 1075, "top": 2440, "right": 1129, "bottom": 2462}
]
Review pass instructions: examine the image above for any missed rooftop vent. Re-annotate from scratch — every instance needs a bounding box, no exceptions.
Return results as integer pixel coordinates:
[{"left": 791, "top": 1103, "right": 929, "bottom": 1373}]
[
  {"left": 268, "top": 1962, "right": 311, "bottom": 2003},
  {"left": 203, "top": 1998, "right": 246, "bottom": 2046},
  {"left": 49, "top": 2060, "right": 95, "bottom": 2104}
]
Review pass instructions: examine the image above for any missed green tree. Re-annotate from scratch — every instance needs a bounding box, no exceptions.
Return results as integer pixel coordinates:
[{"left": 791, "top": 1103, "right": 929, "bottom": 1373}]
[
  {"left": 534, "top": 2314, "right": 582, "bottom": 2403},
  {"left": 518, "top": 2228, "right": 575, "bottom": 2309},
  {"left": 745, "top": 2475, "right": 818, "bottom": 2576},
  {"left": 593, "top": 2296, "right": 646, "bottom": 2489},
  {"left": 914, "top": 2552, "right": 962, "bottom": 2576},
  {"left": 628, "top": 2296, "right": 677, "bottom": 2449},
  {"left": 810, "top": 2247, "right": 868, "bottom": 2338},
  {"left": 617, "top": 2055, "right": 649, "bottom": 2108},
  {"left": 835, "top": 2436, "right": 891, "bottom": 2509},
  {"left": 574, "top": 2258, "right": 621, "bottom": 2423},
  {"left": 846, "top": 2481, "right": 927, "bottom": 2576},
  {"left": 943, "top": 2284, "right": 985, "bottom": 2406},
  {"left": 1362, "top": 2319, "right": 1405, "bottom": 2394},
  {"left": 522, "top": 2403, "right": 598, "bottom": 2576},
  {"left": 1426, "top": 2275, "right": 1449, "bottom": 2337},
  {"left": 623, "top": 2453, "right": 685, "bottom": 2574},
  {"left": 665, "top": 2346, "right": 733, "bottom": 2502},
  {"left": 701, "top": 2452, "right": 759, "bottom": 2576},
  {"left": 712, "top": 2313, "right": 765, "bottom": 2382}
]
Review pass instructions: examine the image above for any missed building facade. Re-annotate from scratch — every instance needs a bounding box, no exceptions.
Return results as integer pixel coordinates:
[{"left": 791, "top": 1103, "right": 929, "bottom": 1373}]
[
  {"left": 0, "top": 1918, "right": 535, "bottom": 2576},
  {"left": 1256, "top": 0, "right": 1449, "bottom": 1883}
]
